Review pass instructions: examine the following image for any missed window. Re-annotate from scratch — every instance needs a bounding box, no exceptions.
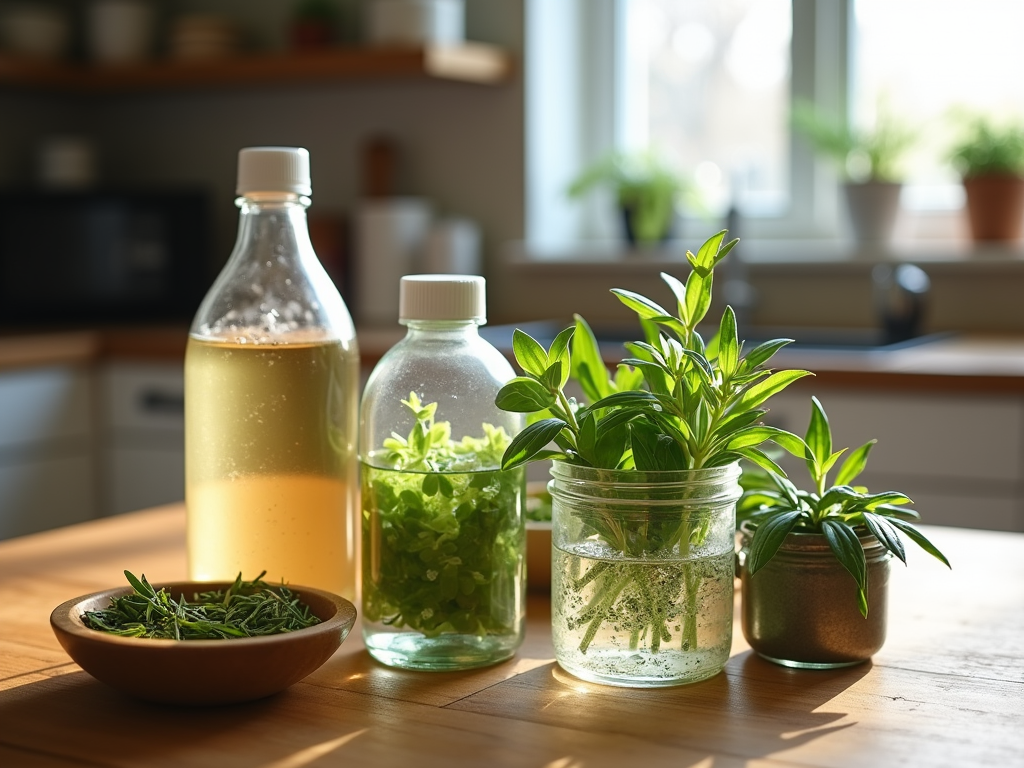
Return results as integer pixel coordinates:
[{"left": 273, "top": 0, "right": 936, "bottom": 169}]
[
  {"left": 525, "top": 0, "right": 1024, "bottom": 249},
  {"left": 851, "top": 0, "right": 1024, "bottom": 212}
]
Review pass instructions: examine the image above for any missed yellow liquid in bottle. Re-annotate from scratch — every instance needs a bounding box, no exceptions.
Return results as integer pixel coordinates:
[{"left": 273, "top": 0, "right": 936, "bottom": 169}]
[{"left": 185, "top": 335, "right": 359, "bottom": 599}]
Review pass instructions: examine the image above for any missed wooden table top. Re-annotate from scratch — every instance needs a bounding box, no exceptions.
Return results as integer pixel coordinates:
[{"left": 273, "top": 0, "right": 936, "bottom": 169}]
[{"left": 1, "top": 504, "right": 1022, "bottom": 767}]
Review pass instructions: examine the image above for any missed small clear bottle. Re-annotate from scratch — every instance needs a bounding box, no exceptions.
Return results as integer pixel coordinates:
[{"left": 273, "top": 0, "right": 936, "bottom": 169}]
[
  {"left": 185, "top": 147, "right": 360, "bottom": 599},
  {"left": 360, "top": 275, "right": 525, "bottom": 670}
]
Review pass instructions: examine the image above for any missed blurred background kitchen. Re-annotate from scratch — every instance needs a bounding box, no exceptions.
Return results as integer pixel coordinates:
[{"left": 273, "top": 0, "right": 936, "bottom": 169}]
[{"left": 3, "top": 0, "right": 1024, "bottom": 539}]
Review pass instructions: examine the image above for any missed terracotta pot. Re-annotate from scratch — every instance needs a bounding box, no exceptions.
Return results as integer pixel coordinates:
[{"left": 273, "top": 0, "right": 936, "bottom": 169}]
[
  {"left": 962, "top": 174, "right": 1024, "bottom": 241},
  {"left": 738, "top": 522, "right": 892, "bottom": 668},
  {"left": 842, "top": 181, "right": 902, "bottom": 244}
]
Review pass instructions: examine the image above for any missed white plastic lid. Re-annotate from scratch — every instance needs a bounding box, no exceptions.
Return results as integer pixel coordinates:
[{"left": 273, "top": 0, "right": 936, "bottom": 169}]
[
  {"left": 236, "top": 146, "right": 311, "bottom": 196},
  {"left": 399, "top": 274, "right": 486, "bottom": 323}
]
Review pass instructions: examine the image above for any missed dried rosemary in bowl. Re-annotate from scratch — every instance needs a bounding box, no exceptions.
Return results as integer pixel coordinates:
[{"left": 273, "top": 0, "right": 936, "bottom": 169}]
[{"left": 82, "top": 571, "right": 321, "bottom": 640}]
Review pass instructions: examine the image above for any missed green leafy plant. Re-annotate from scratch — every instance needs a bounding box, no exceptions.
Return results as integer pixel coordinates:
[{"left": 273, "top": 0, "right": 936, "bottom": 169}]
[
  {"left": 494, "top": 231, "right": 811, "bottom": 659},
  {"left": 742, "top": 397, "right": 951, "bottom": 617},
  {"left": 568, "top": 150, "right": 685, "bottom": 244},
  {"left": 361, "top": 394, "right": 522, "bottom": 638},
  {"left": 83, "top": 571, "right": 320, "bottom": 639},
  {"left": 791, "top": 100, "right": 915, "bottom": 182},
  {"left": 497, "top": 231, "right": 811, "bottom": 475},
  {"left": 949, "top": 116, "right": 1024, "bottom": 178}
]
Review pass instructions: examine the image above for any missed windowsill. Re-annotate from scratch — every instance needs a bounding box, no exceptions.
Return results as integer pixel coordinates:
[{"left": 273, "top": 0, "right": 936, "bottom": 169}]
[{"left": 505, "top": 238, "right": 1024, "bottom": 272}]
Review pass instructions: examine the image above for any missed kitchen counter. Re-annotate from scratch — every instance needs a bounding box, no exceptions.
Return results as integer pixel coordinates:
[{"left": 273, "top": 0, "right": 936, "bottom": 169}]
[
  {"left": 1, "top": 505, "right": 1021, "bottom": 766},
  {"left": 5, "top": 326, "right": 1024, "bottom": 392}
]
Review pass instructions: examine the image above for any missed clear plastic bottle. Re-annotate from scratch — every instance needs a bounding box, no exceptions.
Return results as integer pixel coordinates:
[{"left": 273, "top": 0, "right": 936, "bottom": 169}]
[
  {"left": 360, "top": 275, "right": 525, "bottom": 670},
  {"left": 185, "top": 147, "right": 359, "bottom": 599}
]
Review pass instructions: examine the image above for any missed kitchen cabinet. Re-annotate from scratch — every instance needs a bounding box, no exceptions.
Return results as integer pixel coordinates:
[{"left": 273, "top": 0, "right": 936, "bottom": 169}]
[
  {"left": 100, "top": 362, "right": 185, "bottom": 516},
  {"left": 0, "top": 365, "right": 96, "bottom": 538},
  {"left": 764, "top": 388, "right": 1024, "bottom": 532}
]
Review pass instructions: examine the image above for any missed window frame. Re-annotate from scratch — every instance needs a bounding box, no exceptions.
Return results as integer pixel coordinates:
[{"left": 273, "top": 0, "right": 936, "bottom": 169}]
[{"left": 524, "top": 0, "right": 853, "bottom": 250}]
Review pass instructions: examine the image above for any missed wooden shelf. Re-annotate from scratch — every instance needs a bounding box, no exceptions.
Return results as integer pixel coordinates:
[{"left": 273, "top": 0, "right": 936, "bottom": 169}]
[{"left": 0, "top": 43, "right": 512, "bottom": 93}]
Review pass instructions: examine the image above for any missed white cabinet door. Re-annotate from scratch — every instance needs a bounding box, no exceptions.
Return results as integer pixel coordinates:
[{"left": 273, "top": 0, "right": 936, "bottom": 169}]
[
  {"left": 0, "top": 367, "right": 93, "bottom": 449},
  {"left": 0, "top": 365, "right": 96, "bottom": 538},
  {"left": 102, "top": 362, "right": 185, "bottom": 516},
  {"left": 0, "top": 454, "right": 96, "bottom": 539}
]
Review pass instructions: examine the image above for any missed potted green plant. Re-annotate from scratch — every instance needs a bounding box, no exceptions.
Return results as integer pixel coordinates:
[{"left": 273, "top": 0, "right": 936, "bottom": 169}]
[
  {"left": 568, "top": 150, "right": 685, "bottom": 246},
  {"left": 791, "top": 101, "right": 914, "bottom": 244},
  {"left": 495, "top": 231, "right": 811, "bottom": 687},
  {"left": 737, "top": 397, "right": 950, "bottom": 668},
  {"left": 949, "top": 117, "right": 1024, "bottom": 241}
]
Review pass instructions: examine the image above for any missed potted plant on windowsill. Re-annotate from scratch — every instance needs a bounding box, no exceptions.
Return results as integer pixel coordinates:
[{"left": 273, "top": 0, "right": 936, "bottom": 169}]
[
  {"left": 494, "top": 231, "right": 811, "bottom": 687},
  {"left": 949, "top": 117, "right": 1024, "bottom": 242},
  {"left": 567, "top": 150, "right": 687, "bottom": 247},
  {"left": 737, "top": 397, "right": 950, "bottom": 668},
  {"left": 791, "top": 101, "right": 914, "bottom": 245}
]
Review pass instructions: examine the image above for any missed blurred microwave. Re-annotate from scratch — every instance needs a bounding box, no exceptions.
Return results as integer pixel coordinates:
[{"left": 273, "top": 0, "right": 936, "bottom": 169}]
[{"left": 0, "top": 189, "right": 210, "bottom": 325}]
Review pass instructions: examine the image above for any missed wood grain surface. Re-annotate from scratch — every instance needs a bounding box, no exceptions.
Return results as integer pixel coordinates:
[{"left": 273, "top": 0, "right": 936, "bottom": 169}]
[{"left": 0, "top": 505, "right": 1022, "bottom": 767}]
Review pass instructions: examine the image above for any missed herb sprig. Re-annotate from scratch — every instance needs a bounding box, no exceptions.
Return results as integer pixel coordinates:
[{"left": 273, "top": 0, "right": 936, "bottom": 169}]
[
  {"left": 743, "top": 397, "right": 951, "bottom": 616},
  {"left": 82, "top": 571, "right": 321, "bottom": 639},
  {"left": 362, "top": 394, "right": 522, "bottom": 638},
  {"left": 496, "top": 230, "right": 811, "bottom": 474}
]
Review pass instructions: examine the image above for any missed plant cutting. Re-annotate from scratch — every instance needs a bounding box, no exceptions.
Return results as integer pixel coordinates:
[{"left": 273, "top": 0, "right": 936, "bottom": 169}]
[
  {"left": 568, "top": 150, "right": 686, "bottom": 246},
  {"left": 495, "top": 230, "right": 811, "bottom": 687},
  {"left": 949, "top": 116, "right": 1024, "bottom": 241},
  {"left": 791, "top": 100, "right": 915, "bottom": 244},
  {"left": 738, "top": 397, "right": 950, "bottom": 668}
]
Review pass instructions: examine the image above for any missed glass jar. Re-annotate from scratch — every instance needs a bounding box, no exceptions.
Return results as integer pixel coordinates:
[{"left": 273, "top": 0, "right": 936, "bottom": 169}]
[
  {"left": 186, "top": 147, "right": 360, "bottom": 600},
  {"left": 360, "top": 275, "right": 525, "bottom": 670},
  {"left": 738, "top": 521, "right": 892, "bottom": 668},
  {"left": 549, "top": 462, "right": 741, "bottom": 687}
]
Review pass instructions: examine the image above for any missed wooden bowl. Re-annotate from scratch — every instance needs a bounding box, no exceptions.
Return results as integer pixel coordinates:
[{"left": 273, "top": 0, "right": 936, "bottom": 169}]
[{"left": 50, "top": 581, "right": 356, "bottom": 706}]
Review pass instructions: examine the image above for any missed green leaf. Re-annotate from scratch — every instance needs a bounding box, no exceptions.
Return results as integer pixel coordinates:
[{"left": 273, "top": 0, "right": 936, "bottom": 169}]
[
  {"left": 732, "top": 370, "right": 813, "bottom": 413},
  {"left": 712, "top": 409, "right": 767, "bottom": 438},
  {"left": 613, "top": 364, "right": 645, "bottom": 392},
  {"left": 495, "top": 377, "right": 557, "bottom": 413},
  {"left": 805, "top": 396, "right": 832, "bottom": 478},
  {"left": 571, "top": 314, "right": 613, "bottom": 402},
  {"left": 747, "top": 511, "right": 804, "bottom": 574},
  {"left": 501, "top": 418, "right": 568, "bottom": 470},
  {"left": 610, "top": 288, "right": 670, "bottom": 321},
  {"left": 718, "top": 306, "right": 739, "bottom": 378},
  {"left": 835, "top": 440, "right": 877, "bottom": 486},
  {"left": 577, "top": 411, "right": 598, "bottom": 465},
  {"left": 540, "top": 361, "right": 563, "bottom": 392},
  {"left": 593, "top": 418, "right": 632, "bottom": 469},
  {"left": 547, "top": 327, "right": 575, "bottom": 388},
  {"left": 648, "top": 315, "right": 690, "bottom": 339},
  {"left": 588, "top": 390, "right": 662, "bottom": 411},
  {"left": 741, "top": 338, "right": 794, "bottom": 371},
  {"left": 712, "top": 238, "right": 739, "bottom": 268},
  {"left": 861, "top": 511, "right": 907, "bottom": 564},
  {"left": 659, "top": 271, "right": 689, "bottom": 324},
  {"left": 726, "top": 426, "right": 809, "bottom": 457},
  {"left": 820, "top": 448, "right": 848, "bottom": 477},
  {"left": 684, "top": 270, "right": 713, "bottom": 328},
  {"left": 512, "top": 329, "right": 548, "bottom": 377},
  {"left": 884, "top": 518, "right": 951, "bottom": 568},
  {"left": 817, "top": 485, "right": 863, "bottom": 510},
  {"left": 821, "top": 519, "right": 869, "bottom": 617},
  {"left": 421, "top": 474, "right": 440, "bottom": 496},
  {"left": 693, "top": 230, "right": 727, "bottom": 272},
  {"left": 734, "top": 447, "right": 787, "bottom": 477}
]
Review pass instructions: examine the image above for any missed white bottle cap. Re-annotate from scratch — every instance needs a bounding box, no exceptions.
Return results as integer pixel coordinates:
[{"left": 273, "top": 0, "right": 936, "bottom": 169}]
[
  {"left": 399, "top": 274, "right": 486, "bottom": 323},
  {"left": 236, "top": 146, "right": 311, "bottom": 196}
]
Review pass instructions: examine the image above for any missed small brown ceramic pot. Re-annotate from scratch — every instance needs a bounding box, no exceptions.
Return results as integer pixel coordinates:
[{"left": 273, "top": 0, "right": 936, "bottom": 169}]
[
  {"left": 738, "top": 522, "right": 892, "bottom": 668},
  {"left": 962, "top": 174, "right": 1024, "bottom": 241}
]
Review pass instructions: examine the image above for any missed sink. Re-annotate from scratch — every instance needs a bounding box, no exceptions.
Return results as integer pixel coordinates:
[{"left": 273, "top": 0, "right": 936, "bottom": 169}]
[{"left": 481, "top": 321, "right": 952, "bottom": 355}]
